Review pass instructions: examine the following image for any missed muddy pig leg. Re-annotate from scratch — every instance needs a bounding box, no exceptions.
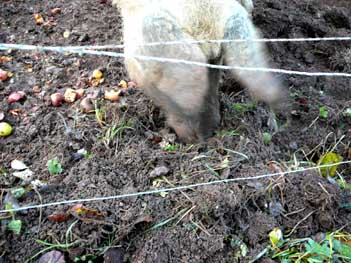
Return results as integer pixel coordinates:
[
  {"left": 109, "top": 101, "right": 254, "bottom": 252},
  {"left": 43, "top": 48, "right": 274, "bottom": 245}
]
[
  {"left": 125, "top": 13, "right": 220, "bottom": 142},
  {"left": 222, "top": 3, "right": 287, "bottom": 109}
]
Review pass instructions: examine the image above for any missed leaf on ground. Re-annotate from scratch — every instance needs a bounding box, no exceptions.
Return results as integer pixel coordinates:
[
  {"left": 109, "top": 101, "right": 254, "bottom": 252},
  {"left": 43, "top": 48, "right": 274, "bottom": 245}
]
[
  {"left": 0, "top": 56, "right": 12, "bottom": 63},
  {"left": 34, "top": 13, "right": 45, "bottom": 25},
  {"left": 4, "top": 192, "right": 21, "bottom": 212},
  {"left": 47, "top": 157, "right": 62, "bottom": 175},
  {"left": 332, "top": 239, "right": 351, "bottom": 260},
  {"left": 304, "top": 238, "right": 332, "bottom": 259},
  {"left": 70, "top": 204, "right": 104, "bottom": 222},
  {"left": 7, "top": 219, "right": 22, "bottom": 235},
  {"left": 319, "top": 106, "right": 329, "bottom": 119},
  {"left": 267, "top": 163, "right": 284, "bottom": 174},
  {"left": 11, "top": 187, "right": 26, "bottom": 199},
  {"left": 269, "top": 228, "right": 283, "bottom": 248},
  {"left": 48, "top": 212, "right": 69, "bottom": 223}
]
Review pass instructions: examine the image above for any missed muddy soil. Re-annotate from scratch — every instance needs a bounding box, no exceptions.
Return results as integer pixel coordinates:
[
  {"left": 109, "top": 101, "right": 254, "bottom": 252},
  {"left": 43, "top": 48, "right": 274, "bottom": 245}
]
[{"left": 0, "top": 0, "right": 351, "bottom": 262}]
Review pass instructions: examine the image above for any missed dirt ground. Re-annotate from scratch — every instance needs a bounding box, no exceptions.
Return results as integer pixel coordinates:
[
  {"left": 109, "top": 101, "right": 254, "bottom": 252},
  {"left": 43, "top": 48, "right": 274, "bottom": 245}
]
[{"left": 1, "top": 0, "right": 351, "bottom": 262}]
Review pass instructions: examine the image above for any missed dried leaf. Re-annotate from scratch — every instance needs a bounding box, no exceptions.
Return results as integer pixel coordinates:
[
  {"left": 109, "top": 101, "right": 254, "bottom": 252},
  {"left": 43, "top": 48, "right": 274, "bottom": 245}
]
[
  {"left": 9, "top": 109, "right": 22, "bottom": 116},
  {"left": 0, "top": 56, "right": 12, "bottom": 63},
  {"left": 51, "top": 8, "right": 61, "bottom": 15},
  {"left": 91, "top": 79, "right": 100, "bottom": 87},
  {"left": 70, "top": 204, "right": 105, "bottom": 222},
  {"left": 32, "top": 85, "right": 41, "bottom": 93},
  {"left": 267, "top": 163, "right": 283, "bottom": 174},
  {"left": 34, "top": 13, "right": 45, "bottom": 25},
  {"left": 48, "top": 212, "right": 69, "bottom": 223},
  {"left": 92, "top": 69, "right": 103, "bottom": 80}
]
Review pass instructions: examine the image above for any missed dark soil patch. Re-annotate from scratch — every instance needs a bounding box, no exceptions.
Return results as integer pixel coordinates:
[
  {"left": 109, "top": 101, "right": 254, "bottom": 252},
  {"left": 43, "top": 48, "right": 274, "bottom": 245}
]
[{"left": 1, "top": 0, "right": 351, "bottom": 262}]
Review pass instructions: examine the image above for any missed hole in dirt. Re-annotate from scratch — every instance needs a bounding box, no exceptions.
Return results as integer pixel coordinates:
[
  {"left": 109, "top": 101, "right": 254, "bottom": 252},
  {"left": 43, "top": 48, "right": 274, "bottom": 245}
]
[
  {"left": 323, "top": 9, "right": 351, "bottom": 29},
  {"left": 304, "top": 148, "right": 326, "bottom": 164}
]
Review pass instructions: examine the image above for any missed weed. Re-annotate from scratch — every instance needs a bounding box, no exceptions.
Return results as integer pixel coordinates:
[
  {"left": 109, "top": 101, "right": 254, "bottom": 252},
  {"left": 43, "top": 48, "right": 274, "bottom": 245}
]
[
  {"left": 319, "top": 106, "right": 329, "bottom": 119},
  {"left": 251, "top": 230, "right": 351, "bottom": 263},
  {"left": 232, "top": 101, "right": 257, "bottom": 113},
  {"left": 47, "top": 157, "right": 62, "bottom": 175},
  {"left": 225, "top": 237, "right": 248, "bottom": 260},
  {"left": 94, "top": 100, "right": 107, "bottom": 126},
  {"left": 0, "top": 166, "right": 6, "bottom": 175},
  {"left": 102, "top": 119, "right": 134, "bottom": 147},
  {"left": 4, "top": 202, "right": 23, "bottom": 235},
  {"left": 343, "top": 108, "right": 351, "bottom": 117},
  {"left": 25, "top": 220, "right": 81, "bottom": 263},
  {"left": 162, "top": 143, "right": 180, "bottom": 152},
  {"left": 147, "top": 207, "right": 190, "bottom": 232},
  {"left": 216, "top": 129, "right": 239, "bottom": 138},
  {"left": 5, "top": 203, "right": 22, "bottom": 235},
  {"left": 262, "top": 132, "right": 272, "bottom": 145},
  {"left": 11, "top": 187, "right": 26, "bottom": 199},
  {"left": 99, "top": 117, "right": 134, "bottom": 148}
]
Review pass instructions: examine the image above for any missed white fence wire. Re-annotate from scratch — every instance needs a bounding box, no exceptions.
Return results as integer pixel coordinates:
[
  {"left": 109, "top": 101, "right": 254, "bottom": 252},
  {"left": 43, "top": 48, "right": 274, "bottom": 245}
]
[
  {"left": 1, "top": 36, "right": 351, "bottom": 77},
  {"left": 1, "top": 36, "right": 351, "bottom": 214},
  {"left": 0, "top": 161, "right": 350, "bottom": 214}
]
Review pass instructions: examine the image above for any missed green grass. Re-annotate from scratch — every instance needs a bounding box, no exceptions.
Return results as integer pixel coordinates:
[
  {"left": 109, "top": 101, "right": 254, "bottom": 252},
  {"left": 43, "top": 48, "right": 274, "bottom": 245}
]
[{"left": 251, "top": 230, "right": 351, "bottom": 263}]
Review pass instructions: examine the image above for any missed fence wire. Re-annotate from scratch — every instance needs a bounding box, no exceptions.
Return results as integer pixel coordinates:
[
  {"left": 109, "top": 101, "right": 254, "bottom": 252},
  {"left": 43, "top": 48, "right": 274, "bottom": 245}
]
[{"left": 1, "top": 161, "right": 350, "bottom": 214}]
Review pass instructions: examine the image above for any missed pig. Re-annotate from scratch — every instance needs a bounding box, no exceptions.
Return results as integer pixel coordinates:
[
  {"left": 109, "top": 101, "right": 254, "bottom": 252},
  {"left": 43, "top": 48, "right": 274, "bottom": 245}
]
[{"left": 113, "top": 0, "right": 286, "bottom": 142}]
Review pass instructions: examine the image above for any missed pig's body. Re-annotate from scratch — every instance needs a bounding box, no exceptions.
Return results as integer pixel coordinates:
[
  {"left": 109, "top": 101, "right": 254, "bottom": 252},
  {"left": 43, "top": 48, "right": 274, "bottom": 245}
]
[{"left": 113, "top": 0, "right": 285, "bottom": 142}]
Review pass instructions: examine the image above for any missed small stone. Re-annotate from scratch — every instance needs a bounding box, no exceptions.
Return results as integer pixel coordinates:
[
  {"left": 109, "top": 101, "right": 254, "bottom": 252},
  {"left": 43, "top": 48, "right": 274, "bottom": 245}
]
[
  {"left": 289, "top": 141, "right": 298, "bottom": 150},
  {"left": 150, "top": 166, "right": 169, "bottom": 178}
]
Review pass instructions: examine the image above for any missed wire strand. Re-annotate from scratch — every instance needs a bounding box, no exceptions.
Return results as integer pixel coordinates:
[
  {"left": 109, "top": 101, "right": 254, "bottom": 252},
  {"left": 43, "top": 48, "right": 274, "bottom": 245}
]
[
  {"left": 1, "top": 161, "right": 350, "bottom": 214},
  {"left": 1, "top": 43, "right": 351, "bottom": 77},
  {"left": 52, "top": 36, "right": 351, "bottom": 49}
]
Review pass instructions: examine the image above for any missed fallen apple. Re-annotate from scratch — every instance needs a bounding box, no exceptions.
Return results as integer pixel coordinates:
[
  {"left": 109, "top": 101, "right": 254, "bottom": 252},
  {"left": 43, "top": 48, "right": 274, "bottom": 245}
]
[
  {"left": 8, "top": 91, "right": 26, "bottom": 103},
  {"left": 0, "top": 122, "right": 13, "bottom": 137},
  {"left": 50, "top": 93, "right": 63, "bottom": 107}
]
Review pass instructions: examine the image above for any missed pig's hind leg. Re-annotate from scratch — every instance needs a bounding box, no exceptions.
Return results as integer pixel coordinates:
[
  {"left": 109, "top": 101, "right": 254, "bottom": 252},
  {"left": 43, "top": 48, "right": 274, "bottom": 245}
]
[{"left": 221, "top": 3, "right": 286, "bottom": 108}]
